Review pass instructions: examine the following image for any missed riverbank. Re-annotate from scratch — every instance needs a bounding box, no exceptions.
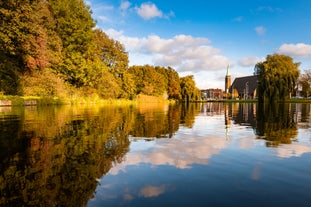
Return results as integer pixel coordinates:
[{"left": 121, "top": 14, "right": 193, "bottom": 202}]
[
  {"left": 0, "top": 95, "right": 310, "bottom": 107},
  {"left": 198, "top": 98, "right": 311, "bottom": 103},
  {"left": 0, "top": 94, "right": 175, "bottom": 107}
]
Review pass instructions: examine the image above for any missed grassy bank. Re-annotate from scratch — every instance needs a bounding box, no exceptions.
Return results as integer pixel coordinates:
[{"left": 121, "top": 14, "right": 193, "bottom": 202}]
[
  {"left": 0, "top": 94, "right": 175, "bottom": 107},
  {"left": 198, "top": 98, "right": 311, "bottom": 103}
]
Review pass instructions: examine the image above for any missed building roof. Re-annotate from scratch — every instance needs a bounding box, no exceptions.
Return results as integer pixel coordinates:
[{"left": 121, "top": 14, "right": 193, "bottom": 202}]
[{"left": 229, "top": 75, "right": 258, "bottom": 94}]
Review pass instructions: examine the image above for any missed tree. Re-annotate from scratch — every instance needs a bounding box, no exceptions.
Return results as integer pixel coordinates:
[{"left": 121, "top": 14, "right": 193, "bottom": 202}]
[
  {"left": 128, "top": 65, "right": 167, "bottom": 96},
  {"left": 0, "top": 0, "right": 63, "bottom": 94},
  {"left": 155, "top": 66, "right": 181, "bottom": 100},
  {"left": 299, "top": 69, "right": 311, "bottom": 97},
  {"left": 49, "top": 0, "right": 96, "bottom": 87},
  {"left": 180, "top": 75, "right": 201, "bottom": 102},
  {"left": 255, "top": 54, "right": 300, "bottom": 103},
  {"left": 93, "top": 29, "right": 129, "bottom": 98}
]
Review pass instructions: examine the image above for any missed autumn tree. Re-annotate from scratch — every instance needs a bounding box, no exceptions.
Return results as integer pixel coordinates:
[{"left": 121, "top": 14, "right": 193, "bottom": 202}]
[
  {"left": 255, "top": 54, "right": 300, "bottom": 103},
  {"left": 0, "top": 0, "right": 63, "bottom": 94},
  {"left": 93, "top": 29, "right": 130, "bottom": 98},
  {"left": 49, "top": 0, "right": 96, "bottom": 87},
  {"left": 128, "top": 65, "right": 167, "bottom": 96},
  {"left": 155, "top": 66, "right": 181, "bottom": 100},
  {"left": 180, "top": 75, "right": 201, "bottom": 102}
]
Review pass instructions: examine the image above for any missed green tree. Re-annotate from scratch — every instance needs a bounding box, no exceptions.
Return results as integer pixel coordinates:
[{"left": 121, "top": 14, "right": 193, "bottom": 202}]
[
  {"left": 49, "top": 0, "right": 96, "bottom": 87},
  {"left": 255, "top": 54, "right": 300, "bottom": 103},
  {"left": 93, "top": 29, "right": 130, "bottom": 98},
  {"left": 93, "top": 30, "right": 128, "bottom": 76},
  {"left": 128, "top": 65, "right": 167, "bottom": 96},
  {"left": 299, "top": 69, "right": 311, "bottom": 97},
  {"left": 180, "top": 75, "right": 201, "bottom": 102}
]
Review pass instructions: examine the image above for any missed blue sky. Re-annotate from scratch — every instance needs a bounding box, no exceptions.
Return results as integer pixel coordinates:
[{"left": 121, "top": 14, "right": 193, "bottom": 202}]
[{"left": 86, "top": 0, "right": 311, "bottom": 89}]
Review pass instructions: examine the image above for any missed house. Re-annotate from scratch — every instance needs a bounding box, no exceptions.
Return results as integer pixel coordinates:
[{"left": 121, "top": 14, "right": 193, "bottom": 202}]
[
  {"left": 201, "top": 88, "right": 223, "bottom": 100},
  {"left": 229, "top": 75, "right": 258, "bottom": 99}
]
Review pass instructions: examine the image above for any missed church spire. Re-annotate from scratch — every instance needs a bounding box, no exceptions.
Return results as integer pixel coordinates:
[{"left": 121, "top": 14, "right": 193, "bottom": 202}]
[{"left": 225, "top": 65, "right": 231, "bottom": 94}]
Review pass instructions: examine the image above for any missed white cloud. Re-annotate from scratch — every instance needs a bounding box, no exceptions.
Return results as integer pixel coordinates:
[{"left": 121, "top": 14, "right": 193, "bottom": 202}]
[
  {"left": 120, "top": 1, "right": 131, "bottom": 11},
  {"left": 255, "top": 26, "right": 266, "bottom": 36},
  {"left": 277, "top": 43, "right": 311, "bottom": 58},
  {"left": 105, "top": 29, "right": 231, "bottom": 75},
  {"left": 136, "top": 2, "right": 163, "bottom": 20},
  {"left": 238, "top": 56, "right": 265, "bottom": 67}
]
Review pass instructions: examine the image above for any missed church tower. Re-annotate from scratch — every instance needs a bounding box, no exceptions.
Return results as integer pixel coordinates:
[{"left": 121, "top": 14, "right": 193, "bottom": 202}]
[{"left": 225, "top": 65, "right": 231, "bottom": 94}]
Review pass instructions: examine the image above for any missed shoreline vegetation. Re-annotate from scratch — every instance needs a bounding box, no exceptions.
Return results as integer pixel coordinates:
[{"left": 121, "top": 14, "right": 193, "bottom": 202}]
[
  {"left": 1, "top": 95, "right": 310, "bottom": 107},
  {"left": 0, "top": 94, "right": 176, "bottom": 107}
]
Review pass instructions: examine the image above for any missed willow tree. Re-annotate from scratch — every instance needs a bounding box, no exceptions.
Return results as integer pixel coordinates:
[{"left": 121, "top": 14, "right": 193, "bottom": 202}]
[
  {"left": 180, "top": 75, "right": 201, "bottom": 102},
  {"left": 255, "top": 54, "right": 300, "bottom": 103}
]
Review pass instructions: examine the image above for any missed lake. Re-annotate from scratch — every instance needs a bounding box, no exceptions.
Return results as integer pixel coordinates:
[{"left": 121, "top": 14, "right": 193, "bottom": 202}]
[{"left": 0, "top": 103, "right": 311, "bottom": 207}]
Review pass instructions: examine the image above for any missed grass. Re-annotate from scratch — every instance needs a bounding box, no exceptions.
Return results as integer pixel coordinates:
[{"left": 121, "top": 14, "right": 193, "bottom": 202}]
[
  {"left": 0, "top": 95, "right": 309, "bottom": 106},
  {"left": 0, "top": 94, "right": 175, "bottom": 107}
]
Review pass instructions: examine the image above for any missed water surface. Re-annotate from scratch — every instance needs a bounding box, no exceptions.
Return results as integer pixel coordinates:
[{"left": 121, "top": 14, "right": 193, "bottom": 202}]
[{"left": 0, "top": 103, "right": 310, "bottom": 207}]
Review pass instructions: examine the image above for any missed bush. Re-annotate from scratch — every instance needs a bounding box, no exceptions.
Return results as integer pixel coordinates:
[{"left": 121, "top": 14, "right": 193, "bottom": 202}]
[{"left": 19, "top": 68, "right": 71, "bottom": 98}]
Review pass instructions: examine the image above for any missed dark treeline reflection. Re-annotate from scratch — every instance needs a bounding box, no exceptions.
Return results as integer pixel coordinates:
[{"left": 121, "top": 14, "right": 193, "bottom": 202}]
[
  {"left": 225, "top": 102, "right": 310, "bottom": 146},
  {"left": 0, "top": 103, "right": 188, "bottom": 206},
  {"left": 256, "top": 103, "right": 301, "bottom": 147}
]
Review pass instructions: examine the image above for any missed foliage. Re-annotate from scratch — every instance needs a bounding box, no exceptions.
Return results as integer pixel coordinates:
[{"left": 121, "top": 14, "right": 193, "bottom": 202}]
[
  {"left": 180, "top": 75, "right": 201, "bottom": 102},
  {"left": 156, "top": 66, "right": 181, "bottom": 99},
  {"left": 49, "top": 0, "right": 96, "bottom": 87},
  {"left": 19, "top": 69, "right": 71, "bottom": 97},
  {"left": 128, "top": 65, "right": 168, "bottom": 96},
  {"left": 93, "top": 29, "right": 128, "bottom": 76},
  {"left": 255, "top": 54, "right": 300, "bottom": 103}
]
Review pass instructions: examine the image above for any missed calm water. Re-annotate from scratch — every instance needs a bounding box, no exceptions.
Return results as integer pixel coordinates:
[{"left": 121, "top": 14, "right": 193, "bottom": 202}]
[{"left": 0, "top": 103, "right": 311, "bottom": 207}]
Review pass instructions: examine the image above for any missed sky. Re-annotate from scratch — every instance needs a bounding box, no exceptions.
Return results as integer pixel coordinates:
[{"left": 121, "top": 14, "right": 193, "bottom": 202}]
[{"left": 86, "top": 0, "right": 311, "bottom": 89}]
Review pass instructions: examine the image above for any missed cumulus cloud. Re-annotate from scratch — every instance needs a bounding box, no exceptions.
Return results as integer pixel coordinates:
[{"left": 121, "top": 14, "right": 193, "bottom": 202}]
[
  {"left": 108, "top": 120, "right": 229, "bottom": 176},
  {"left": 104, "top": 29, "right": 231, "bottom": 73},
  {"left": 136, "top": 2, "right": 163, "bottom": 20},
  {"left": 238, "top": 56, "right": 265, "bottom": 67},
  {"left": 255, "top": 26, "right": 266, "bottom": 36},
  {"left": 277, "top": 43, "right": 311, "bottom": 58}
]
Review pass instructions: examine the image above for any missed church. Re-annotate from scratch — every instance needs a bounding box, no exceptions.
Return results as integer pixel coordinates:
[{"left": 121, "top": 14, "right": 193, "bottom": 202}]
[{"left": 225, "top": 67, "right": 258, "bottom": 100}]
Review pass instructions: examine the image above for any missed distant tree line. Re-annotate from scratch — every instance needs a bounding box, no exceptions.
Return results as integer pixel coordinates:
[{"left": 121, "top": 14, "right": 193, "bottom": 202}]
[{"left": 0, "top": 0, "right": 201, "bottom": 101}]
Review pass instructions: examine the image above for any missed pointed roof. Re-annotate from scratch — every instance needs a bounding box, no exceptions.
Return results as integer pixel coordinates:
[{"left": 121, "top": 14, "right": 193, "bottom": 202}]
[
  {"left": 226, "top": 65, "right": 230, "bottom": 76},
  {"left": 229, "top": 75, "right": 258, "bottom": 94}
]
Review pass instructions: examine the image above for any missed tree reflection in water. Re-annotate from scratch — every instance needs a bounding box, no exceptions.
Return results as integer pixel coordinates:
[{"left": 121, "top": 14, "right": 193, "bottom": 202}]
[
  {"left": 256, "top": 103, "right": 298, "bottom": 147},
  {"left": 0, "top": 104, "right": 183, "bottom": 206},
  {"left": 0, "top": 103, "right": 310, "bottom": 206}
]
